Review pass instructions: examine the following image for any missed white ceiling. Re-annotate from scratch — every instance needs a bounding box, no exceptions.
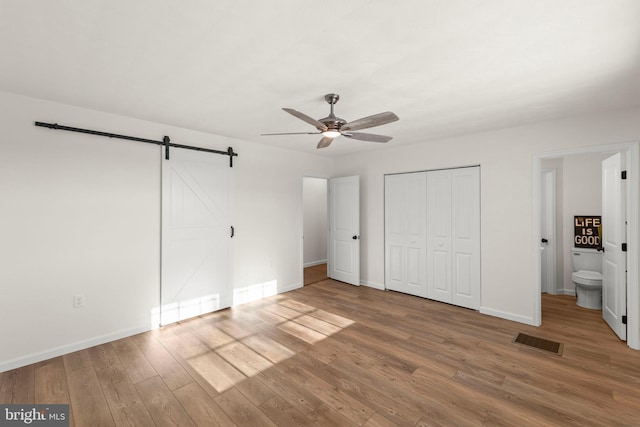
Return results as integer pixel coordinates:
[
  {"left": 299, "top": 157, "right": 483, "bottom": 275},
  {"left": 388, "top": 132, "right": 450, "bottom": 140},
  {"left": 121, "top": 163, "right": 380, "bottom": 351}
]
[{"left": 2, "top": 0, "right": 640, "bottom": 157}]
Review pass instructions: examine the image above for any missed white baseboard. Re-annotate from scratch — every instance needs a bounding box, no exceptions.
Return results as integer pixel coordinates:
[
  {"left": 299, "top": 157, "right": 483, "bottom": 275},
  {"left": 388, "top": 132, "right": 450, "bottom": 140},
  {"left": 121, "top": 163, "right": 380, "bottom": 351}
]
[
  {"left": 303, "top": 259, "right": 327, "bottom": 268},
  {"left": 2, "top": 280, "right": 310, "bottom": 373},
  {"left": 480, "top": 307, "right": 538, "bottom": 326},
  {"left": 0, "top": 325, "right": 151, "bottom": 373},
  {"left": 280, "top": 282, "right": 303, "bottom": 293},
  {"left": 361, "top": 280, "right": 385, "bottom": 290}
]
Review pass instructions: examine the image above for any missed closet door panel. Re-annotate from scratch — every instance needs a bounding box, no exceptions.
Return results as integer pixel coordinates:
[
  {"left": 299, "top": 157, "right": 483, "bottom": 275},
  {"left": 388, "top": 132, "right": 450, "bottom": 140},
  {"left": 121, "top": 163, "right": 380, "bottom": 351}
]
[
  {"left": 405, "top": 173, "right": 427, "bottom": 297},
  {"left": 385, "top": 175, "right": 406, "bottom": 292},
  {"left": 385, "top": 172, "right": 426, "bottom": 297},
  {"left": 427, "top": 170, "right": 452, "bottom": 303},
  {"left": 451, "top": 167, "right": 481, "bottom": 309},
  {"left": 431, "top": 173, "right": 452, "bottom": 238},
  {"left": 454, "top": 253, "right": 473, "bottom": 296},
  {"left": 407, "top": 247, "right": 422, "bottom": 288},
  {"left": 432, "top": 251, "right": 451, "bottom": 294},
  {"left": 388, "top": 244, "right": 404, "bottom": 285}
]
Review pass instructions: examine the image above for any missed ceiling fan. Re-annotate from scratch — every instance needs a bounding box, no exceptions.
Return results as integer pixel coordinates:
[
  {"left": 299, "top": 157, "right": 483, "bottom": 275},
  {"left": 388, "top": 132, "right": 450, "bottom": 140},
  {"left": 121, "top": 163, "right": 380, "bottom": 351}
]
[{"left": 262, "top": 94, "right": 399, "bottom": 149}]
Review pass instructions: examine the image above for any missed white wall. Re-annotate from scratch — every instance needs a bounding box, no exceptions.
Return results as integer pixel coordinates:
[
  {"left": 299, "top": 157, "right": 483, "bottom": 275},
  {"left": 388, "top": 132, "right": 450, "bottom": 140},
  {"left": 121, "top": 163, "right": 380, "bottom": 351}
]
[
  {"left": 232, "top": 137, "right": 330, "bottom": 299},
  {"left": 303, "top": 177, "right": 327, "bottom": 266},
  {"left": 331, "top": 107, "right": 640, "bottom": 330},
  {"left": 561, "top": 153, "right": 611, "bottom": 293},
  {"left": 3, "top": 90, "right": 640, "bottom": 370},
  {"left": 0, "top": 92, "right": 331, "bottom": 371}
]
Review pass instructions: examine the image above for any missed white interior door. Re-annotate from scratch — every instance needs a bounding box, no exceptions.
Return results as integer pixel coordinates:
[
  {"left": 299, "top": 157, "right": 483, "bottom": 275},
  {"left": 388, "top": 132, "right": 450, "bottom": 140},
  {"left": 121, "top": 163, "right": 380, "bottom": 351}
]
[
  {"left": 385, "top": 172, "right": 427, "bottom": 297},
  {"left": 161, "top": 147, "right": 233, "bottom": 325},
  {"left": 602, "top": 152, "right": 627, "bottom": 340},
  {"left": 328, "top": 176, "right": 360, "bottom": 286},
  {"left": 540, "top": 170, "right": 556, "bottom": 294}
]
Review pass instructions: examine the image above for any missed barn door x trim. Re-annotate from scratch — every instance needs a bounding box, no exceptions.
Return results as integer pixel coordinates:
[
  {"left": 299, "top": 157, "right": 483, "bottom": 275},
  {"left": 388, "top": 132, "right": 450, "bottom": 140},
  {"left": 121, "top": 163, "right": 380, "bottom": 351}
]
[{"left": 34, "top": 121, "right": 239, "bottom": 166}]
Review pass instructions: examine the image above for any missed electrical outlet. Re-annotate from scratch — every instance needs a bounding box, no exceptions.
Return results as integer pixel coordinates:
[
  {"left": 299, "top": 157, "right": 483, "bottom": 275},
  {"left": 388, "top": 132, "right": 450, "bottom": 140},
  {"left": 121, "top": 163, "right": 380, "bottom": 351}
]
[{"left": 73, "top": 294, "right": 84, "bottom": 308}]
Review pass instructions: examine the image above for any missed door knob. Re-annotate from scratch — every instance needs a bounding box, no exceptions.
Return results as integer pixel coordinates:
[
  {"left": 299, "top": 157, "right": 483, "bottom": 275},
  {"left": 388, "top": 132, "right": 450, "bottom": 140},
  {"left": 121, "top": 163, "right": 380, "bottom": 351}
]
[
  {"left": 352, "top": 235, "right": 360, "bottom": 240},
  {"left": 541, "top": 238, "right": 548, "bottom": 243}
]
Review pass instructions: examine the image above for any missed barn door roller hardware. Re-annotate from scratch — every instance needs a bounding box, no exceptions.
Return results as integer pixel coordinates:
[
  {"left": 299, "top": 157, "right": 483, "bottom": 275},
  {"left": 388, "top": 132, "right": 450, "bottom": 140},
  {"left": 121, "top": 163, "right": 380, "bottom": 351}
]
[{"left": 34, "top": 121, "right": 239, "bottom": 167}]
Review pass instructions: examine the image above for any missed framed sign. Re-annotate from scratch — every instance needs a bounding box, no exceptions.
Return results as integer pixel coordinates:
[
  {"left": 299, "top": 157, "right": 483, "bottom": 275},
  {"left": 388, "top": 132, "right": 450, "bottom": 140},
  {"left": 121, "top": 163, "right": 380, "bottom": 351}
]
[{"left": 574, "top": 216, "right": 601, "bottom": 248}]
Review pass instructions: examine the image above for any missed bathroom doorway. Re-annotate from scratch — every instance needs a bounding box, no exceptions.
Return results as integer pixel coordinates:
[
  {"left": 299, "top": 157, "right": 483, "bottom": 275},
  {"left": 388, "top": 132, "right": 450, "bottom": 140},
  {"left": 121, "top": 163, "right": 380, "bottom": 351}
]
[
  {"left": 540, "top": 153, "right": 610, "bottom": 297},
  {"left": 534, "top": 143, "right": 639, "bottom": 349}
]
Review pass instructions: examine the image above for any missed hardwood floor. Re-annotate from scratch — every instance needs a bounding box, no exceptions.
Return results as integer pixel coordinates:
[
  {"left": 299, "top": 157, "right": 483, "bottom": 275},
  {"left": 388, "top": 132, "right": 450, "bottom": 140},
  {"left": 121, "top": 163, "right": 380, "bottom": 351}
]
[
  {"left": 1, "top": 280, "right": 639, "bottom": 426},
  {"left": 304, "top": 263, "right": 327, "bottom": 286}
]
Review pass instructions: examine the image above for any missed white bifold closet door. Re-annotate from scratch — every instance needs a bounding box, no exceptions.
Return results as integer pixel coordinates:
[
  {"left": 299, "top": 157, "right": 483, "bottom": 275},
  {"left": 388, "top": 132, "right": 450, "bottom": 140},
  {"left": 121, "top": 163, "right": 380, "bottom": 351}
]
[
  {"left": 385, "top": 172, "right": 427, "bottom": 297},
  {"left": 161, "top": 147, "right": 233, "bottom": 325},
  {"left": 426, "top": 167, "right": 480, "bottom": 309},
  {"left": 385, "top": 167, "right": 480, "bottom": 310}
]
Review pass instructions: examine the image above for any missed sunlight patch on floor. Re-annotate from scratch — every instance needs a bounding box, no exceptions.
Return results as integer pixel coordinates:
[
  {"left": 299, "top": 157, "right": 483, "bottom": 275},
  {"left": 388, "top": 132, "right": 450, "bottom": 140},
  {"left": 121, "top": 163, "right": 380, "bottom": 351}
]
[
  {"left": 278, "top": 320, "right": 328, "bottom": 344},
  {"left": 176, "top": 295, "right": 355, "bottom": 393}
]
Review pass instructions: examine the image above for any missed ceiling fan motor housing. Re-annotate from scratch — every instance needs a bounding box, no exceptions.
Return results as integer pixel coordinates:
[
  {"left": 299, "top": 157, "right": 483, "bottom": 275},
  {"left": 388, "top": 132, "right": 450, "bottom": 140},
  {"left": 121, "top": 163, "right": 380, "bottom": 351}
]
[
  {"left": 319, "top": 115, "right": 346, "bottom": 131},
  {"left": 320, "top": 93, "right": 346, "bottom": 131}
]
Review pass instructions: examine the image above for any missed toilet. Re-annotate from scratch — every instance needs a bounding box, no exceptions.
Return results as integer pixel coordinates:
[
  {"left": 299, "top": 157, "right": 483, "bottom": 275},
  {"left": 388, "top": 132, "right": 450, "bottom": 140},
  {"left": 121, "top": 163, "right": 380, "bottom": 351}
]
[{"left": 571, "top": 247, "right": 602, "bottom": 309}]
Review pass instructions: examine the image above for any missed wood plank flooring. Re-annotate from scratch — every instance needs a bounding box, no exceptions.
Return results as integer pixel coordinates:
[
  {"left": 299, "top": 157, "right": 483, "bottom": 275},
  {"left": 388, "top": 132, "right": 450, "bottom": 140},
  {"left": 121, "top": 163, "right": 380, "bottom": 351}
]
[
  {"left": 1, "top": 277, "right": 639, "bottom": 426},
  {"left": 304, "top": 263, "right": 327, "bottom": 286}
]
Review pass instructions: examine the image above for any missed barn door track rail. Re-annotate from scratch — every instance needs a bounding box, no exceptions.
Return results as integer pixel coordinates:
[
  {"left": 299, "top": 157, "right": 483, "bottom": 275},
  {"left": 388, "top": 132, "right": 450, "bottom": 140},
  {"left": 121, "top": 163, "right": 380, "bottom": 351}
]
[{"left": 34, "top": 121, "right": 238, "bottom": 167}]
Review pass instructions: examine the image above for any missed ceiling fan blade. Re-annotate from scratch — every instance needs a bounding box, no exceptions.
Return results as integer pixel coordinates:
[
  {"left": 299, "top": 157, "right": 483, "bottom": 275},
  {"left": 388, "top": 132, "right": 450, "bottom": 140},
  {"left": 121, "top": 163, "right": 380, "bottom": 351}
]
[
  {"left": 316, "top": 137, "right": 334, "bottom": 149},
  {"left": 261, "top": 132, "right": 321, "bottom": 136},
  {"left": 283, "top": 108, "right": 328, "bottom": 132},
  {"left": 342, "top": 132, "right": 393, "bottom": 143},
  {"left": 341, "top": 111, "right": 399, "bottom": 132}
]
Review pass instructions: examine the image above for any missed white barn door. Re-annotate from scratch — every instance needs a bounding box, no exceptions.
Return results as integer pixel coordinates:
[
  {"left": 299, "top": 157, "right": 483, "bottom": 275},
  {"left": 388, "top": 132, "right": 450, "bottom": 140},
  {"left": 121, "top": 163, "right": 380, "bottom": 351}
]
[
  {"left": 385, "top": 172, "right": 427, "bottom": 297},
  {"left": 328, "top": 176, "right": 360, "bottom": 286},
  {"left": 602, "top": 152, "right": 627, "bottom": 340},
  {"left": 161, "top": 147, "right": 233, "bottom": 325}
]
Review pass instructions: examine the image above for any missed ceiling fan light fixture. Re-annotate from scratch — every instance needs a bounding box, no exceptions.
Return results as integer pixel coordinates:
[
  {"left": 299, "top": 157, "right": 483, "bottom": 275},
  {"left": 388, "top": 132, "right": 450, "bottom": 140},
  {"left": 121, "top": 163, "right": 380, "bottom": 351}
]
[
  {"left": 265, "top": 94, "right": 399, "bottom": 149},
  {"left": 322, "top": 130, "right": 341, "bottom": 138}
]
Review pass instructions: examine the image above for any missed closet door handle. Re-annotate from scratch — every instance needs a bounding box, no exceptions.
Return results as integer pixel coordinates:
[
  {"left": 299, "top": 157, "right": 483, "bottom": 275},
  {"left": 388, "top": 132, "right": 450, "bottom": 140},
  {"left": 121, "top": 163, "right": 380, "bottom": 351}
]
[{"left": 230, "top": 226, "right": 235, "bottom": 238}]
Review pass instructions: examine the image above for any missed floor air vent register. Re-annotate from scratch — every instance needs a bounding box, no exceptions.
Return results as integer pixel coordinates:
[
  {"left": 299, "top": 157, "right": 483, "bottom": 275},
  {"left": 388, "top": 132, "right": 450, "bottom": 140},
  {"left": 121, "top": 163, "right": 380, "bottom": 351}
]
[{"left": 513, "top": 333, "right": 564, "bottom": 355}]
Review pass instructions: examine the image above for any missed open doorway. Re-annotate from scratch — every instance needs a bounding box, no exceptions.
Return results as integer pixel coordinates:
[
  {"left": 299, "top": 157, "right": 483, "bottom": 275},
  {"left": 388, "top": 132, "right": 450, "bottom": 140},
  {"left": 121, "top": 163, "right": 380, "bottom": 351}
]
[
  {"left": 533, "top": 142, "right": 639, "bottom": 350},
  {"left": 540, "top": 153, "right": 610, "bottom": 297},
  {"left": 303, "top": 177, "right": 328, "bottom": 285}
]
